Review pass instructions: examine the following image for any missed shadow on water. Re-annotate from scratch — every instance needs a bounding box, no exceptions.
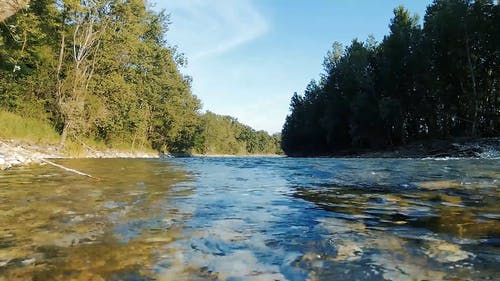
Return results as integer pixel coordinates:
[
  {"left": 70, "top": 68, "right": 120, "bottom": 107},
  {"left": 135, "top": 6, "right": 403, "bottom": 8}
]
[{"left": 0, "top": 159, "right": 194, "bottom": 280}]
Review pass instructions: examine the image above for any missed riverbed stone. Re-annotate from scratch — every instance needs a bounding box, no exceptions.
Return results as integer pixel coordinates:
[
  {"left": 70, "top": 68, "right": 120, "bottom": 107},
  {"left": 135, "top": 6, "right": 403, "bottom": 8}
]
[
  {"left": 424, "top": 241, "right": 472, "bottom": 263},
  {"left": 0, "top": 157, "right": 6, "bottom": 170}
]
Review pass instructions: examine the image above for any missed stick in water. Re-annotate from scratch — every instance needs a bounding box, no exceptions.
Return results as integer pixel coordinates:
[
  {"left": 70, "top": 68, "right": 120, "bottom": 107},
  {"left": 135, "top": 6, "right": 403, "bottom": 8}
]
[{"left": 41, "top": 159, "right": 100, "bottom": 180}]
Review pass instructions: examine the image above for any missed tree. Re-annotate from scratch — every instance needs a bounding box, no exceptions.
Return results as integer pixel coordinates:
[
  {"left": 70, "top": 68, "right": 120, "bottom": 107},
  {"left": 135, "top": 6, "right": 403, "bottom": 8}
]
[
  {"left": 58, "top": 0, "right": 109, "bottom": 146},
  {"left": 376, "top": 6, "right": 424, "bottom": 142},
  {"left": 281, "top": 1, "right": 499, "bottom": 156},
  {"left": 0, "top": 0, "right": 207, "bottom": 153},
  {"left": 195, "top": 111, "right": 282, "bottom": 155}
]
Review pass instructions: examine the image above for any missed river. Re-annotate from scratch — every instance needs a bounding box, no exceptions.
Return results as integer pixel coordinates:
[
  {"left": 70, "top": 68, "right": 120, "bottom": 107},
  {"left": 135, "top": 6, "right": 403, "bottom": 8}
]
[{"left": 0, "top": 157, "right": 498, "bottom": 280}]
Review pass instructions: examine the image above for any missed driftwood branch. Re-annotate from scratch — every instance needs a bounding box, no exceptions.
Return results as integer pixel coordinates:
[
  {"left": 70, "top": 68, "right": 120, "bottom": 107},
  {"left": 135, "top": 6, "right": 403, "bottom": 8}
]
[
  {"left": 0, "top": 140, "right": 99, "bottom": 179},
  {"left": 40, "top": 159, "right": 100, "bottom": 180}
]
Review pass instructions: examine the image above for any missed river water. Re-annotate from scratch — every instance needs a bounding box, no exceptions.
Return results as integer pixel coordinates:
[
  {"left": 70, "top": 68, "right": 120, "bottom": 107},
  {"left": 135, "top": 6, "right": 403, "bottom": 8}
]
[{"left": 0, "top": 157, "right": 498, "bottom": 280}]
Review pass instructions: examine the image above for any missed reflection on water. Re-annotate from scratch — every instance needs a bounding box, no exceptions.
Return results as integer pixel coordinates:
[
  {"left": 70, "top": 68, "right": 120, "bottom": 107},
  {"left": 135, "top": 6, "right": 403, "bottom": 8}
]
[{"left": 0, "top": 157, "right": 499, "bottom": 280}]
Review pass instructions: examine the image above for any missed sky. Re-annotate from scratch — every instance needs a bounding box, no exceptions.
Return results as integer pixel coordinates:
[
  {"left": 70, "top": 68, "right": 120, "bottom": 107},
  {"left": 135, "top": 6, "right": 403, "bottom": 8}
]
[{"left": 153, "top": 0, "right": 434, "bottom": 134}]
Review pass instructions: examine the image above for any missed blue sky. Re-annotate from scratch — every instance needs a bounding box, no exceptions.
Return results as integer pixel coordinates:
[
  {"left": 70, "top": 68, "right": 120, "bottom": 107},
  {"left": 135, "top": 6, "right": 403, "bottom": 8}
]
[{"left": 154, "top": 0, "right": 434, "bottom": 134}]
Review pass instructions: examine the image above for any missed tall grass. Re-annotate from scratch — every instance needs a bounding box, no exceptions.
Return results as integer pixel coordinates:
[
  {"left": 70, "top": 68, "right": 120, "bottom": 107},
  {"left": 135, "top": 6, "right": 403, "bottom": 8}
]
[
  {"left": 0, "top": 110, "right": 60, "bottom": 144},
  {"left": 0, "top": 110, "right": 156, "bottom": 156}
]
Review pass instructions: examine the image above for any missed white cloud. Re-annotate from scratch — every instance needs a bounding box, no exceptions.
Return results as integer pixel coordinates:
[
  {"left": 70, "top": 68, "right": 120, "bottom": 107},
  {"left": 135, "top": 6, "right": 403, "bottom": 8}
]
[{"left": 163, "top": 0, "right": 269, "bottom": 61}]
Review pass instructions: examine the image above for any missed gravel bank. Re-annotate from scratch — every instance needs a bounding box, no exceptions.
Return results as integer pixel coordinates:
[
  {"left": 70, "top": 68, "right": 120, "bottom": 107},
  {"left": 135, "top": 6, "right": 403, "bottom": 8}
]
[{"left": 0, "top": 140, "right": 158, "bottom": 170}]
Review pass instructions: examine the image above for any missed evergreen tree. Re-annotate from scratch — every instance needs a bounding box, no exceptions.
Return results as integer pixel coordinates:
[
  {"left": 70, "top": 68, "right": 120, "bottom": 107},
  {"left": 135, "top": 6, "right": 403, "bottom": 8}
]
[{"left": 282, "top": 0, "right": 499, "bottom": 156}]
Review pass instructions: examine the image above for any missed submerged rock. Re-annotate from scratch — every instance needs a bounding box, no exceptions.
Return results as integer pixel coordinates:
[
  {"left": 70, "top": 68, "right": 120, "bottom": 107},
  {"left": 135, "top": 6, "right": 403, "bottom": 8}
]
[
  {"left": 331, "top": 241, "right": 363, "bottom": 262},
  {"left": 424, "top": 240, "right": 473, "bottom": 263},
  {"left": 417, "top": 180, "right": 462, "bottom": 190}
]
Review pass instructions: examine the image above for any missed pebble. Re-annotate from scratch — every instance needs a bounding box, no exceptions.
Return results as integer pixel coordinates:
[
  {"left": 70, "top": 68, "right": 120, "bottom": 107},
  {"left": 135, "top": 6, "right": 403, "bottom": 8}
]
[{"left": 21, "top": 258, "right": 36, "bottom": 266}]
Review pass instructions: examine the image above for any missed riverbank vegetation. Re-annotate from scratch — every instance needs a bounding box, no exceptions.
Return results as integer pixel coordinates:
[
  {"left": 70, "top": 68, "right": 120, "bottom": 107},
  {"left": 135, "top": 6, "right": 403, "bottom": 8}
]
[
  {"left": 282, "top": 0, "right": 499, "bottom": 156},
  {"left": 0, "top": 0, "right": 281, "bottom": 155},
  {"left": 0, "top": 110, "right": 59, "bottom": 144},
  {"left": 192, "top": 111, "right": 282, "bottom": 155}
]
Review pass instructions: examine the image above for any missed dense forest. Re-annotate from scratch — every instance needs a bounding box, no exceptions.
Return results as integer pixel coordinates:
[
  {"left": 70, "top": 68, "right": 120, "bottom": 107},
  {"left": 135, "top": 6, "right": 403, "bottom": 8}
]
[
  {"left": 282, "top": 0, "right": 499, "bottom": 156},
  {"left": 0, "top": 0, "right": 281, "bottom": 155},
  {"left": 192, "top": 111, "right": 281, "bottom": 155}
]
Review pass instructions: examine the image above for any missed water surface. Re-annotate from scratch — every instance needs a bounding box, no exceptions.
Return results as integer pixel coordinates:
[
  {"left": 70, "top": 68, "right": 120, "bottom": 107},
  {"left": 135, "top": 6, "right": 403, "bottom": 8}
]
[{"left": 0, "top": 157, "right": 498, "bottom": 280}]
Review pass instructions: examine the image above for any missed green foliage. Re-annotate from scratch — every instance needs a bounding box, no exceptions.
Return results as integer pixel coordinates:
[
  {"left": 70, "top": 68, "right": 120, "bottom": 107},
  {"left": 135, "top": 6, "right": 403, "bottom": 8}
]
[
  {"left": 0, "top": 110, "right": 59, "bottom": 144},
  {"left": 282, "top": 0, "right": 500, "bottom": 156},
  {"left": 0, "top": 0, "right": 202, "bottom": 153},
  {"left": 0, "top": 0, "right": 278, "bottom": 155},
  {"left": 62, "top": 140, "right": 86, "bottom": 157},
  {"left": 193, "top": 111, "right": 282, "bottom": 155}
]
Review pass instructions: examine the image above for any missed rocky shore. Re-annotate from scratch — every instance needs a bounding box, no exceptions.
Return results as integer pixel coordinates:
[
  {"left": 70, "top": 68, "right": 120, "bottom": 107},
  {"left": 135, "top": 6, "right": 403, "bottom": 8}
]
[
  {"left": 0, "top": 140, "right": 158, "bottom": 170},
  {"left": 356, "top": 137, "right": 500, "bottom": 158}
]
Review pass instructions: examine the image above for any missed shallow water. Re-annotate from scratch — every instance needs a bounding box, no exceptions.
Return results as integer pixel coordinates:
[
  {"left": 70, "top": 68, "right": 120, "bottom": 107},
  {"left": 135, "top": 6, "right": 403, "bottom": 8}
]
[{"left": 0, "top": 157, "right": 498, "bottom": 280}]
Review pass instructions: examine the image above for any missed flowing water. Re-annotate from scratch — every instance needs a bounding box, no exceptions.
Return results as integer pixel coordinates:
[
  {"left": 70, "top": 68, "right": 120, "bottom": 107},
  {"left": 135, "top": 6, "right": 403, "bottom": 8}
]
[{"left": 0, "top": 157, "right": 499, "bottom": 280}]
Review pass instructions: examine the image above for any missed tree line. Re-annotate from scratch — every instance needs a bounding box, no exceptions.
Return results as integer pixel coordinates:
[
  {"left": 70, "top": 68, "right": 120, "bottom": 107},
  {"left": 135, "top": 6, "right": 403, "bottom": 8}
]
[
  {"left": 0, "top": 0, "right": 281, "bottom": 155},
  {"left": 282, "top": 0, "right": 499, "bottom": 156},
  {"left": 193, "top": 111, "right": 282, "bottom": 155}
]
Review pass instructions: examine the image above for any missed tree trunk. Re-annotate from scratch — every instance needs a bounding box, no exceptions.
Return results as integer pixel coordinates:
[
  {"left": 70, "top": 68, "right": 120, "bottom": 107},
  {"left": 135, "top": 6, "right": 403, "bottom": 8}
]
[
  {"left": 56, "top": 28, "right": 65, "bottom": 108},
  {"left": 464, "top": 26, "right": 479, "bottom": 136},
  {"left": 60, "top": 121, "right": 71, "bottom": 148}
]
